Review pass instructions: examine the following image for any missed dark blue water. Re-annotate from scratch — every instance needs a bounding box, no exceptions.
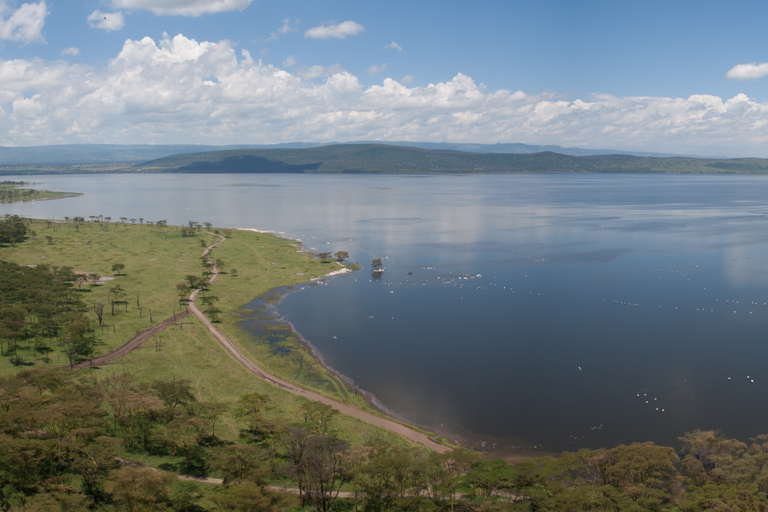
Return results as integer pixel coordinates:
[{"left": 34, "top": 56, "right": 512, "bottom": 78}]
[{"left": 6, "top": 173, "right": 768, "bottom": 454}]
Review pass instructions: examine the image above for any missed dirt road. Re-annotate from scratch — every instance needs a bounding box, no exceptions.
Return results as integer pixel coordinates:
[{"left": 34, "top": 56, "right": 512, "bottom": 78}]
[{"left": 78, "top": 232, "right": 451, "bottom": 453}]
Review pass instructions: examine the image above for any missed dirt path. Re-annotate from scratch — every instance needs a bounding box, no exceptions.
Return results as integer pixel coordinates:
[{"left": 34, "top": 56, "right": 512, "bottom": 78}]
[
  {"left": 192, "top": 234, "right": 451, "bottom": 454},
  {"left": 76, "top": 232, "right": 450, "bottom": 453},
  {"left": 72, "top": 310, "right": 189, "bottom": 370}
]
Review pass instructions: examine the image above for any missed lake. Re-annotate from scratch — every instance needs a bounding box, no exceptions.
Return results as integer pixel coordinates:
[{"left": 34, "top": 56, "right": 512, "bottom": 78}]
[{"left": 5, "top": 173, "right": 768, "bottom": 455}]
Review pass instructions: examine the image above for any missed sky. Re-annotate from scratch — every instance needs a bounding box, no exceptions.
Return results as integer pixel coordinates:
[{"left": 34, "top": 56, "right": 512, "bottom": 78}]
[{"left": 2, "top": 0, "right": 768, "bottom": 156}]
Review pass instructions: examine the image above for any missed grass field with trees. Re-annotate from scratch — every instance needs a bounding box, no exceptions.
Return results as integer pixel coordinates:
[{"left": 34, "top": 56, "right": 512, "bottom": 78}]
[{"left": 3, "top": 214, "right": 768, "bottom": 511}]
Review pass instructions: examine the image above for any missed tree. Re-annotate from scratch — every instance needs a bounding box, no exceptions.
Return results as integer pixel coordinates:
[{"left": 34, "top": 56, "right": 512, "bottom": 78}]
[
  {"left": 200, "top": 295, "right": 222, "bottom": 322},
  {"left": 151, "top": 378, "right": 196, "bottom": 409},
  {"left": 211, "top": 444, "right": 266, "bottom": 485},
  {"left": 354, "top": 440, "right": 426, "bottom": 510},
  {"left": 302, "top": 435, "right": 353, "bottom": 512},
  {"left": 111, "top": 262, "right": 125, "bottom": 275},
  {"left": 299, "top": 401, "right": 339, "bottom": 435},
  {"left": 185, "top": 274, "right": 202, "bottom": 289},
  {"left": 0, "top": 215, "right": 27, "bottom": 244},
  {"left": 371, "top": 258, "right": 384, "bottom": 271},
  {"left": 234, "top": 393, "right": 270, "bottom": 435},
  {"left": 210, "top": 482, "right": 297, "bottom": 512},
  {"left": 189, "top": 401, "right": 229, "bottom": 438},
  {"left": 334, "top": 250, "right": 349, "bottom": 262},
  {"left": 176, "top": 281, "right": 189, "bottom": 302},
  {"left": 66, "top": 436, "right": 121, "bottom": 504},
  {"left": 104, "top": 466, "right": 174, "bottom": 512},
  {"left": 94, "top": 302, "right": 105, "bottom": 326},
  {"left": 318, "top": 252, "right": 332, "bottom": 263}
]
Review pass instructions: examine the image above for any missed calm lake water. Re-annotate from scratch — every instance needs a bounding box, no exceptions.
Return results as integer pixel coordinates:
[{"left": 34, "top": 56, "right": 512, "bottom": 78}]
[{"left": 5, "top": 173, "right": 768, "bottom": 455}]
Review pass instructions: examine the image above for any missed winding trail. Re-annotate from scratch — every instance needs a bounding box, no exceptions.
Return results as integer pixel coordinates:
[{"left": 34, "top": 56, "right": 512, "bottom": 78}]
[
  {"left": 77, "top": 231, "right": 450, "bottom": 453},
  {"left": 191, "top": 234, "right": 450, "bottom": 453}
]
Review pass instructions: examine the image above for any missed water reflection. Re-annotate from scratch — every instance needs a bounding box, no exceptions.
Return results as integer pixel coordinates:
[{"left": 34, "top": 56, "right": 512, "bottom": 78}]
[{"left": 6, "top": 173, "right": 768, "bottom": 454}]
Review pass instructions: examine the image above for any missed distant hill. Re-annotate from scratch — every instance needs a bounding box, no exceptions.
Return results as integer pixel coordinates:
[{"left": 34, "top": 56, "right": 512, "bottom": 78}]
[
  {"left": 0, "top": 141, "right": 686, "bottom": 166},
  {"left": 1, "top": 142, "right": 767, "bottom": 175},
  {"left": 136, "top": 144, "right": 768, "bottom": 175}
]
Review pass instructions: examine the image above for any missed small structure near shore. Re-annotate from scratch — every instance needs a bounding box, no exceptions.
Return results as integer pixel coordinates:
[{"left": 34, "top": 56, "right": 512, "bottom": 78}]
[{"left": 371, "top": 258, "right": 386, "bottom": 273}]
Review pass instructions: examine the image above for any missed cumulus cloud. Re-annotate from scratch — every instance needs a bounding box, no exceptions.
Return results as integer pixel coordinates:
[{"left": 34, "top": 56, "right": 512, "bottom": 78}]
[
  {"left": 1, "top": 32, "right": 768, "bottom": 156},
  {"left": 61, "top": 47, "right": 79, "bottom": 56},
  {"left": 88, "top": 10, "right": 125, "bottom": 31},
  {"left": 726, "top": 62, "right": 768, "bottom": 81},
  {"left": 385, "top": 41, "right": 402, "bottom": 52},
  {"left": 305, "top": 20, "right": 363, "bottom": 39},
  {"left": 109, "top": 0, "right": 252, "bottom": 16},
  {"left": 0, "top": 0, "right": 47, "bottom": 44},
  {"left": 401, "top": 75, "right": 415, "bottom": 84}
]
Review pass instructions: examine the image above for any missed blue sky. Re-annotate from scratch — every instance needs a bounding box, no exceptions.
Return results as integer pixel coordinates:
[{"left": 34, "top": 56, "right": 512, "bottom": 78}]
[{"left": 2, "top": 0, "right": 768, "bottom": 156}]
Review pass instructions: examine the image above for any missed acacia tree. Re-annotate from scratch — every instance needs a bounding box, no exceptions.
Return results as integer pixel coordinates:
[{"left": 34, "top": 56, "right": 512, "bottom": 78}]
[
  {"left": 200, "top": 296, "right": 221, "bottom": 322},
  {"left": 104, "top": 466, "right": 174, "bottom": 511},
  {"left": 334, "top": 251, "right": 349, "bottom": 262},
  {"left": 299, "top": 401, "right": 339, "bottom": 435},
  {"left": 176, "top": 281, "right": 189, "bottom": 303},
  {"left": 151, "top": 378, "right": 195, "bottom": 409},
  {"left": 302, "top": 435, "right": 353, "bottom": 512},
  {"left": 211, "top": 444, "right": 266, "bottom": 485}
]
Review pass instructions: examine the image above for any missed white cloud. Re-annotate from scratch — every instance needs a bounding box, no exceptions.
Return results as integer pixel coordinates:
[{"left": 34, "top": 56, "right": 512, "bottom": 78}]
[
  {"left": 268, "top": 18, "right": 298, "bottom": 40},
  {"left": 367, "top": 63, "right": 387, "bottom": 75},
  {"left": 278, "top": 17, "right": 297, "bottom": 35},
  {"left": 0, "top": 1, "right": 47, "bottom": 44},
  {"left": 726, "top": 62, "right": 768, "bottom": 81},
  {"left": 2, "top": 33, "right": 768, "bottom": 156},
  {"left": 401, "top": 75, "right": 415, "bottom": 84},
  {"left": 282, "top": 55, "right": 297, "bottom": 68},
  {"left": 305, "top": 20, "right": 363, "bottom": 39},
  {"left": 299, "top": 63, "right": 346, "bottom": 80},
  {"left": 88, "top": 10, "right": 125, "bottom": 31},
  {"left": 109, "top": 0, "right": 252, "bottom": 16},
  {"left": 385, "top": 41, "right": 402, "bottom": 52},
  {"left": 61, "top": 47, "right": 79, "bottom": 56}
]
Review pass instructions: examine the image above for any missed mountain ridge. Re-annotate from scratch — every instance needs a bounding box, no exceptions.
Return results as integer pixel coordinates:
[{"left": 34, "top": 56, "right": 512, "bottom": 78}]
[{"left": 0, "top": 141, "right": 696, "bottom": 166}]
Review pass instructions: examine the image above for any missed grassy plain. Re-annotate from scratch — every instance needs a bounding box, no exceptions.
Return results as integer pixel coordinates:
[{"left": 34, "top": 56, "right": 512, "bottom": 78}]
[{"left": 0, "top": 219, "right": 409, "bottom": 448}]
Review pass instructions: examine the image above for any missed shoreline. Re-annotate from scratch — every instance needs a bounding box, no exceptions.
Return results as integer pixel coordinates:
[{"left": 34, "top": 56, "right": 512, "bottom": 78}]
[
  {"left": 250, "top": 271, "right": 474, "bottom": 449},
  {"left": 236, "top": 227, "right": 538, "bottom": 458}
]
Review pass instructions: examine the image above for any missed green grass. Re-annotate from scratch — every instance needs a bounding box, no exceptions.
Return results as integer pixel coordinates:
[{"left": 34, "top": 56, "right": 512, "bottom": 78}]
[
  {"left": 0, "top": 220, "right": 217, "bottom": 374},
  {"left": 0, "top": 219, "right": 411, "bottom": 449}
]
